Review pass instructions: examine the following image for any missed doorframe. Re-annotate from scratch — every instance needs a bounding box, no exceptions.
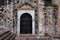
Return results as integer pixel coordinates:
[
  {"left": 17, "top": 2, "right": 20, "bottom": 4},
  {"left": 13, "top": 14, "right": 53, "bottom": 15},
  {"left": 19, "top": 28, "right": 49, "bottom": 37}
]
[{"left": 17, "top": 9, "right": 35, "bottom": 35}]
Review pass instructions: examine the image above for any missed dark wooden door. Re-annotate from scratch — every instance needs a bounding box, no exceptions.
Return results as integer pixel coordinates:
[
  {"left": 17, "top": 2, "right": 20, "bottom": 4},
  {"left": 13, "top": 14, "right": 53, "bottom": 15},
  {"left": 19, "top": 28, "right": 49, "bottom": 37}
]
[{"left": 20, "top": 13, "right": 32, "bottom": 34}]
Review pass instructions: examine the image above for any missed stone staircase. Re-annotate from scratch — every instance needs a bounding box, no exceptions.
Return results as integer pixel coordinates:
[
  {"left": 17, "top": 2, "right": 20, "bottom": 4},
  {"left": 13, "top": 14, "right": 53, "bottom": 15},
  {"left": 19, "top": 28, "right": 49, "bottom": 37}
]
[
  {"left": 0, "top": 28, "right": 16, "bottom": 40},
  {"left": 15, "top": 34, "right": 52, "bottom": 40},
  {"left": 15, "top": 37, "right": 60, "bottom": 40},
  {"left": 15, "top": 37, "right": 52, "bottom": 40},
  {"left": 0, "top": 29, "right": 60, "bottom": 40},
  {"left": 15, "top": 35, "right": 60, "bottom": 40}
]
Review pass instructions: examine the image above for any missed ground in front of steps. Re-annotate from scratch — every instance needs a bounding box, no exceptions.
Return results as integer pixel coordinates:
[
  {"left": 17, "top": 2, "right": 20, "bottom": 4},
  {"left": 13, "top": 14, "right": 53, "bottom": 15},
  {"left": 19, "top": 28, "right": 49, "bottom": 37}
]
[{"left": 15, "top": 34, "right": 60, "bottom": 40}]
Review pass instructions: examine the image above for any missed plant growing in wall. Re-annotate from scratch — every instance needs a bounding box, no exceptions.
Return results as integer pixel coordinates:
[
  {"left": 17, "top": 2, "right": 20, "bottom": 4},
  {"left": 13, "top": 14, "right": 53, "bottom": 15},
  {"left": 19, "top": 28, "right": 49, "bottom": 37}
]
[
  {"left": 47, "top": 1, "right": 55, "bottom": 6},
  {"left": 44, "top": 0, "right": 56, "bottom": 7}
]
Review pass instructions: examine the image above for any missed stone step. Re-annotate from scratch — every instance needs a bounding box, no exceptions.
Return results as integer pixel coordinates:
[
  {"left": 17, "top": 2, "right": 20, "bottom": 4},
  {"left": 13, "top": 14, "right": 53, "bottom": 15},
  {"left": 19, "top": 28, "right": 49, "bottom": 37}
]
[
  {"left": 0, "top": 28, "right": 16, "bottom": 40},
  {"left": 10, "top": 34, "right": 16, "bottom": 40},
  {"left": 20, "top": 37, "right": 51, "bottom": 40},
  {"left": 14, "top": 37, "right": 18, "bottom": 40},
  {"left": 0, "top": 31, "right": 11, "bottom": 40},
  {"left": 0, "top": 30, "right": 9, "bottom": 37},
  {"left": 20, "top": 34, "right": 33, "bottom": 37},
  {"left": 15, "top": 36, "right": 52, "bottom": 40},
  {"left": 4, "top": 33, "right": 14, "bottom": 40}
]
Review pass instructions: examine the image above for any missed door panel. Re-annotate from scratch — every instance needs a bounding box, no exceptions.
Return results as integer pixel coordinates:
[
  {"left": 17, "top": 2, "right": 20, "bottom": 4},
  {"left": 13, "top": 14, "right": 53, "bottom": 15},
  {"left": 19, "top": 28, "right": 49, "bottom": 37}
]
[{"left": 20, "top": 13, "right": 32, "bottom": 34}]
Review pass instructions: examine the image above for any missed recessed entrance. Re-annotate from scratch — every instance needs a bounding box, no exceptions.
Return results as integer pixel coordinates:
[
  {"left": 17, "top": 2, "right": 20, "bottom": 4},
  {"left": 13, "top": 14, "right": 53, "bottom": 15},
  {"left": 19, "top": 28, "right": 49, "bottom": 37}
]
[
  {"left": 17, "top": 10, "right": 35, "bottom": 35},
  {"left": 20, "top": 13, "right": 32, "bottom": 34}
]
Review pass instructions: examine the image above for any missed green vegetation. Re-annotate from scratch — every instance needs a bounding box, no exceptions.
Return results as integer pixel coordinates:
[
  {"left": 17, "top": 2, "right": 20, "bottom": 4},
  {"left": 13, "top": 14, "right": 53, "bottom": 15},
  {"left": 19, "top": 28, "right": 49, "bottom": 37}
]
[{"left": 47, "top": 1, "right": 55, "bottom": 6}]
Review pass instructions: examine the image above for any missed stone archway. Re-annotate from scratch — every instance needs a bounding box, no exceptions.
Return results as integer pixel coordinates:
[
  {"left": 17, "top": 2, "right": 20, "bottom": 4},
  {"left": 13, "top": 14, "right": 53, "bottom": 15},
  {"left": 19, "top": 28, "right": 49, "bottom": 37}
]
[
  {"left": 17, "top": 10, "right": 35, "bottom": 35},
  {"left": 20, "top": 13, "right": 32, "bottom": 34}
]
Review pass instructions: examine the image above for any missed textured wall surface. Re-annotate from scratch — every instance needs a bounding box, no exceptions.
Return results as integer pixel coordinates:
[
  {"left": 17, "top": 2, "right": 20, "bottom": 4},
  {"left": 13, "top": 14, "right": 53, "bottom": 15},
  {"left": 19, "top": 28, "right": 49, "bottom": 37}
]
[
  {"left": 0, "top": 0, "right": 60, "bottom": 37},
  {"left": 53, "top": 0, "right": 60, "bottom": 5}
]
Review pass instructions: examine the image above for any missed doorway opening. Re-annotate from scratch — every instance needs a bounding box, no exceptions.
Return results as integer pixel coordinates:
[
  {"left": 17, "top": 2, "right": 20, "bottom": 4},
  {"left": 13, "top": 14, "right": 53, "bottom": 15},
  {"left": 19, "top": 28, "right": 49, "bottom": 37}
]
[{"left": 20, "top": 13, "right": 32, "bottom": 34}]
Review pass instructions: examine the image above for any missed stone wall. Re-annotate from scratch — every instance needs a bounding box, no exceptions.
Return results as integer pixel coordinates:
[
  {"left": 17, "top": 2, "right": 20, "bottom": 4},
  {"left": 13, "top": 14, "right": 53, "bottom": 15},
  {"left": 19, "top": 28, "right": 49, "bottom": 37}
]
[
  {"left": 56, "top": 6, "right": 60, "bottom": 36},
  {"left": 45, "top": 7, "right": 56, "bottom": 36},
  {"left": 38, "top": 0, "right": 45, "bottom": 37}
]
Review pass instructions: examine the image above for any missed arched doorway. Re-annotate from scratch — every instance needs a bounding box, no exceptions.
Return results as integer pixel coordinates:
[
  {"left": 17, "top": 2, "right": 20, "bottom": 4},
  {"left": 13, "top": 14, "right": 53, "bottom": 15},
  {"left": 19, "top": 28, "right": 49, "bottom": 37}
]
[{"left": 20, "top": 13, "right": 32, "bottom": 34}]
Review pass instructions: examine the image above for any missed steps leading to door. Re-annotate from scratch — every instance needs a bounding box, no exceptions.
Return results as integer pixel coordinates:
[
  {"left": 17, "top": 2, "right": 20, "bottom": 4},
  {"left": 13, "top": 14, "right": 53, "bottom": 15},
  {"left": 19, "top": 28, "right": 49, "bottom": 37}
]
[
  {"left": 0, "top": 28, "right": 16, "bottom": 40},
  {"left": 20, "top": 34, "right": 33, "bottom": 37},
  {"left": 15, "top": 36, "right": 52, "bottom": 40}
]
